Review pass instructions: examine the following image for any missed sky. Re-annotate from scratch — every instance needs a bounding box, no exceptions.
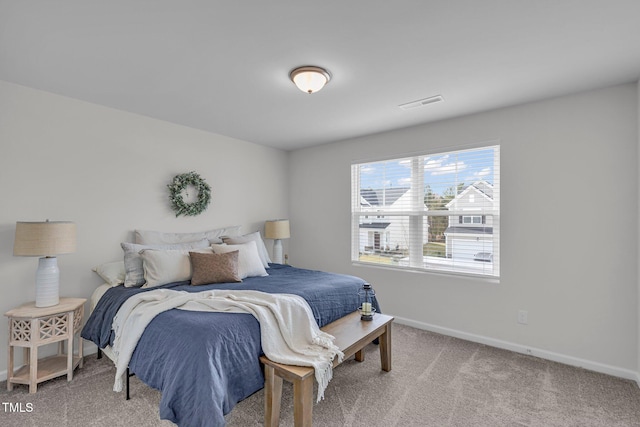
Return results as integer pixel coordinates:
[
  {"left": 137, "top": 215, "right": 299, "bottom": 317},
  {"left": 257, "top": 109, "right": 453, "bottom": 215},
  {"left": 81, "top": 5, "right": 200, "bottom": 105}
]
[{"left": 358, "top": 146, "right": 497, "bottom": 196}]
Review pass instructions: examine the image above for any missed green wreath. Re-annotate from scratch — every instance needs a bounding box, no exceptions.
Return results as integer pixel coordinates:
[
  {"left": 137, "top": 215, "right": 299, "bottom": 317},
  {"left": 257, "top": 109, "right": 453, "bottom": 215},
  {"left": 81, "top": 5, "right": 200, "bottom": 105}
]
[{"left": 167, "top": 171, "right": 211, "bottom": 217}]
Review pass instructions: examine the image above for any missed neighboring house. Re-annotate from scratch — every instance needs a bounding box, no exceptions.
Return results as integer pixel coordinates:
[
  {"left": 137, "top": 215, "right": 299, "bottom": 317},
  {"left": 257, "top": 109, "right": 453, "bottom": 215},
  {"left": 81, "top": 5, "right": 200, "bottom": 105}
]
[
  {"left": 444, "top": 181, "right": 495, "bottom": 261},
  {"left": 359, "top": 187, "right": 425, "bottom": 253}
]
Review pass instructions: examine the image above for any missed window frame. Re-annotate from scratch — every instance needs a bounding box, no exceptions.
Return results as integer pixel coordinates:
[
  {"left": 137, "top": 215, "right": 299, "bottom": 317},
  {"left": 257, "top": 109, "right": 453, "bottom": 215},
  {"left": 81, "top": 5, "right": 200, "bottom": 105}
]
[{"left": 351, "top": 143, "right": 500, "bottom": 279}]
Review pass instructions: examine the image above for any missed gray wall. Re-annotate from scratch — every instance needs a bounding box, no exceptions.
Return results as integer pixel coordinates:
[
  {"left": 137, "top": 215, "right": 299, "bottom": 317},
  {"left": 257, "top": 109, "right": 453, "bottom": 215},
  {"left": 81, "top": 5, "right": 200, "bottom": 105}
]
[
  {"left": 1, "top": 79, "right": 638, "bottom": 383},
  {"left": 0, "top": 80, "right": 289, "bottom": 378},
  {"left": 289, "top": 83, "right": 639, "bottom": 378}
]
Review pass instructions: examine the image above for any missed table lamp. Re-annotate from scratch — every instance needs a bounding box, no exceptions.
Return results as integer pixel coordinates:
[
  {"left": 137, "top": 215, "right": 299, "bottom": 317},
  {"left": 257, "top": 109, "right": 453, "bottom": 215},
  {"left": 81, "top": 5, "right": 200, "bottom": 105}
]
[
  {"left": 13, "top": 220, "right": 77, "bottom": 307},
  {"left": 264, "top": 219, "right": 290, "bottom": 264}
]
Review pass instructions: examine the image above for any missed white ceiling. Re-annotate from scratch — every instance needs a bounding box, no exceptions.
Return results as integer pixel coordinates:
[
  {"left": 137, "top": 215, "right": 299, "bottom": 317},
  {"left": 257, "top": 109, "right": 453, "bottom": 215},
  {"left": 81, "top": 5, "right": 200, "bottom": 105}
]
[{"left": 1, "top": 1, "right": 639, "bottom": 151}]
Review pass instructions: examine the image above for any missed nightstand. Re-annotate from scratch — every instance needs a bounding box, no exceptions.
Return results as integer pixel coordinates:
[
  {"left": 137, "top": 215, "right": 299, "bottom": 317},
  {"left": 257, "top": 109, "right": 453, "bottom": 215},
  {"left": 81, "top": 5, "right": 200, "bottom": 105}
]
[{"left": 5, "top": 297, "right": 86, "bottom": 393}]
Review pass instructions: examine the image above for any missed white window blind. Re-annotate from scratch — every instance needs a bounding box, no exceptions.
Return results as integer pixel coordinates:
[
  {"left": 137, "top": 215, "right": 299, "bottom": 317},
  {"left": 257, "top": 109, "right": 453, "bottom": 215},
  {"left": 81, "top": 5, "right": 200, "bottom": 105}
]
[{"left": 351, "top": 145, "right": 500, "bottom": 278}]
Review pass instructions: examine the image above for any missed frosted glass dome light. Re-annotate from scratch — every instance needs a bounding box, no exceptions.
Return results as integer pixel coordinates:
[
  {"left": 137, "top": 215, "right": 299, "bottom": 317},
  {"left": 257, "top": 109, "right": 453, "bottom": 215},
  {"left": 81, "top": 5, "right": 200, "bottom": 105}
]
[{"left": 289, "top": 66, "right": 331, "bottom": 94}]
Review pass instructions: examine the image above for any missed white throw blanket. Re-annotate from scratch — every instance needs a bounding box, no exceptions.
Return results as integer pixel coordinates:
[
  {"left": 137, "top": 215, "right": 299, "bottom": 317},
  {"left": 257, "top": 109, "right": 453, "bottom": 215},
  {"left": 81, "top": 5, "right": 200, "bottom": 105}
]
[{"left": 111, "top": 289, "right": 344, "bottom": 401}]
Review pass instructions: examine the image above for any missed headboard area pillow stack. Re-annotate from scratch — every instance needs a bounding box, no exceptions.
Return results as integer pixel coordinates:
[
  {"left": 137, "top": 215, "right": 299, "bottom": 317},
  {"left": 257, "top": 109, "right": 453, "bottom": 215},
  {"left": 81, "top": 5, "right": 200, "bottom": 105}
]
[{"left": 93, "top": 226, "right": 272, "bottom": 289}]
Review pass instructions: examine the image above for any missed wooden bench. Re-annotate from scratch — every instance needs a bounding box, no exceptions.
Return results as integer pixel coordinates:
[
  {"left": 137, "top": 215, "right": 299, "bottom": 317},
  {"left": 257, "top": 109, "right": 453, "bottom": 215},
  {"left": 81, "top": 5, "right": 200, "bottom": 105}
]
[{"left": 260, "top": 311, "right": 393, "bottom": 427}]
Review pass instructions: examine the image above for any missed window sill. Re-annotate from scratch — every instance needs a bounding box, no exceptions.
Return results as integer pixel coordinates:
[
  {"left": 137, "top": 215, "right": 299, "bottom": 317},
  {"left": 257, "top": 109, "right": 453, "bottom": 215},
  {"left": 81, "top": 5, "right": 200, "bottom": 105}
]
[{"left": 351, "top": 260, "right": 500, "bottom": 284}]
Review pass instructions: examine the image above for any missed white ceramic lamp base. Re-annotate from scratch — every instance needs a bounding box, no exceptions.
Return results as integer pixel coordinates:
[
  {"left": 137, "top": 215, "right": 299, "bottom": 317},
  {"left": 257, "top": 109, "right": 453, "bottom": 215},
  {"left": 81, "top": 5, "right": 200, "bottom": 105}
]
[
  {"left": 272, "top": 239, "right": 284, "bottom": 264},
  {"left": 35, "top": 256, "right": 60, "bottom": 307}
]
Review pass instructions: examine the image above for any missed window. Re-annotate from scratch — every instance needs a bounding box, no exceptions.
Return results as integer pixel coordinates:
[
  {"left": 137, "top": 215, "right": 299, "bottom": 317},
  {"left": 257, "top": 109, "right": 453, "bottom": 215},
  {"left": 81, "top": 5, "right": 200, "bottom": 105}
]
[
  {"left": 461, "top": 215, "right": 484, "bottom": 224},
  {"left": 351, "top": 145, "right": 500, "bottom": 278}
]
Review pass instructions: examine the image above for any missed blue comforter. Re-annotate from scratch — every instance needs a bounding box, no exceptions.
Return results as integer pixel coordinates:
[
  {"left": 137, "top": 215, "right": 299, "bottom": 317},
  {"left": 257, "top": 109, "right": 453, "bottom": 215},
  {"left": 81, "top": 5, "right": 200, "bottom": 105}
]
[{"left": 81, "top": 264, "right": 377, "bottom": 427}]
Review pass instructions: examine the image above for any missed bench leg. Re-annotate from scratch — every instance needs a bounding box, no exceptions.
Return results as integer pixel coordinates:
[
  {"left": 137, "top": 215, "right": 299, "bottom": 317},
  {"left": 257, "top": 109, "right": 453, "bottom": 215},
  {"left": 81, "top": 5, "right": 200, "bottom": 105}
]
[
  {"left": 264, "top": 364, "right": 283, "bottom": 427},
  {"left": 355, "top": 349, "right": 364, "bottom": 362},
  {"left": 379, "top": 323, "right": 392, "bottom": 372},
  {"left": 292, "top": 375, "right": 313, "bottom": 427}
]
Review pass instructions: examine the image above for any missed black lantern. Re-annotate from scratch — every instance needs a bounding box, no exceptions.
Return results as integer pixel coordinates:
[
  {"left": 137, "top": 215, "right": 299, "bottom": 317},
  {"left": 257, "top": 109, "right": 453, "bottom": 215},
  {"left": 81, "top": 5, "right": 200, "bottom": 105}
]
[{"left": 358, "top": 283, "right": 376, "bottom": 321}]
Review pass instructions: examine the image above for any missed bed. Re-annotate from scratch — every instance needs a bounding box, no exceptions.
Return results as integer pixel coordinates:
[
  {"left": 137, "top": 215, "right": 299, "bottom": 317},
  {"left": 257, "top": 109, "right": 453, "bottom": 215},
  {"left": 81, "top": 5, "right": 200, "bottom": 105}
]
[{"left": 82, "top": 263, "right": 379, "bottom": 427}]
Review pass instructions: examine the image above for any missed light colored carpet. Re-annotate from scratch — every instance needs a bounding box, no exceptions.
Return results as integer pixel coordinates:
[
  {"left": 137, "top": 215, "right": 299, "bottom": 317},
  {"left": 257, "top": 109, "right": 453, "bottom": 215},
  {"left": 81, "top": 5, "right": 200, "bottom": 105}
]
[{"left": 2, "top": 323, "right": 640, "bottom": 426}]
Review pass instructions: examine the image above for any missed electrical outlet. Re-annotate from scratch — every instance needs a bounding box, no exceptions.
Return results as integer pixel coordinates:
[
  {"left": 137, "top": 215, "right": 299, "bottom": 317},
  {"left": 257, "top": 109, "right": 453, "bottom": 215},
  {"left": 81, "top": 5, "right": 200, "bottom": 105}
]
[{"left": 517, "top": 310, "right": 528, "bottom": 324}]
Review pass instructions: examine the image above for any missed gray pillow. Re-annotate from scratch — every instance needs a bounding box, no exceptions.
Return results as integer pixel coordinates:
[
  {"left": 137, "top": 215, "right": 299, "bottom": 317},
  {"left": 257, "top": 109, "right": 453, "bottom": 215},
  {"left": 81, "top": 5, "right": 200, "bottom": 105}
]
[{"left": 121, "top": 239, "right": 210, "bottom": 287}]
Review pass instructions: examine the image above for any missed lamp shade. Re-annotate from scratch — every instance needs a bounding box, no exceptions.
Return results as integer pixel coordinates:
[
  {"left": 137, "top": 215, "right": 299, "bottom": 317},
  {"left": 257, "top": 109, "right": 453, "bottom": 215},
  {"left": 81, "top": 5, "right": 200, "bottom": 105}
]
[
  {"left": 14, "top": 221, "right": 77, "bottom": 256},
  {"left": 14, "top": 220, "right": 76, "bottom": 307},
  {"left": 264, "top": 219, "right": 290, "bottom": 240}
]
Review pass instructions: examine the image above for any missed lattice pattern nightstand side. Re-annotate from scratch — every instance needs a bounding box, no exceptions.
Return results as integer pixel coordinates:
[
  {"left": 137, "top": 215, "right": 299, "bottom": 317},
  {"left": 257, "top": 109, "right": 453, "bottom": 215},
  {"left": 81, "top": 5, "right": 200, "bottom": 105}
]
[
  {"left": 5, "top": 298, "right": 86, "bottom": 393},
  {"left": 10, "top": 319, "right": 31, "bottom": 342},
  {"left": 73, "top": 305, "right": 83, "bottom": 333}
]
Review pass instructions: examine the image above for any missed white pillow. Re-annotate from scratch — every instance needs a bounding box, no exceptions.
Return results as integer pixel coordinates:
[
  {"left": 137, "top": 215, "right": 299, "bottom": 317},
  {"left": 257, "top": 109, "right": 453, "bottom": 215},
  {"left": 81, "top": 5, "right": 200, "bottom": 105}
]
[
  {"left": 139, "top": 248, "right": 213, "bottom": 288},
  {"left": 135, "top": 226, "right": 242, "bottom": 245},
  {"left": 223, "top": 231, "right": 271, "bottom": 268},
  {"left": 204, "top": 226, "right": 242, "bottom": 244},
  {"left": 211, "top": 240, "right": 268, "bottom": 279},
  {"left": 92, "top": 261, "right": 125, "bottom": 287},
  {"left": 121, "top": 239, "right": 210, "bottom": 287}
]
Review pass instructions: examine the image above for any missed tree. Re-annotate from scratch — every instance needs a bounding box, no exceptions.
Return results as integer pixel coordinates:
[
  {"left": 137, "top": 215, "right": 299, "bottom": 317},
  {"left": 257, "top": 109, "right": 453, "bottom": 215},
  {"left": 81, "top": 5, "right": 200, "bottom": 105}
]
[
  {"left": 424, "top": 183, "right": 465, "bottom": 243},
  {"left": 424, "top": 185, "right": 446, "bottom": 242}
]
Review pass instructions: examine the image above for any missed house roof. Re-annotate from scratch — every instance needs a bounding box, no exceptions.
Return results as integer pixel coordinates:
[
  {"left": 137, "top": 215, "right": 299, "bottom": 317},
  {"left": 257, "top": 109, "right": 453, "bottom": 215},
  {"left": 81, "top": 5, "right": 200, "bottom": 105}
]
[
  {"left": 444, "top": 226, "right": 493, "bottom": 235},
  {"left": 360, "top": 187, "right": 409, "bottom": 207},
  {"left": 359, "top": 222, "right": 391, "bottom": 230},
  {"left": 445, "top": 180, "right": 494, "bottom": 208},
  {"left": 470, "top": 181, "right": 494, "bottom": 199}
]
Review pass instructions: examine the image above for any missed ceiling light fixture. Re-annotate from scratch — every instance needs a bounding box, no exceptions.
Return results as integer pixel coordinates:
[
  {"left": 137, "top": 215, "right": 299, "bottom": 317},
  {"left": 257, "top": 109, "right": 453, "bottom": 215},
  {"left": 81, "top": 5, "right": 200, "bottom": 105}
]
[{"left": 289, "top": 66, "right": 331, "bottom": 94}]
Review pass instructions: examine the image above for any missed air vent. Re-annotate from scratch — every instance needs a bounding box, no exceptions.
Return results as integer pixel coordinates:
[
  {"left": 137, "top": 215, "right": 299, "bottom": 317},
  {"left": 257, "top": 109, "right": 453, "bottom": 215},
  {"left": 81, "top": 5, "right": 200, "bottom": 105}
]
[{"left": 398, "top": 95, "right": 444, "bottom": 110}]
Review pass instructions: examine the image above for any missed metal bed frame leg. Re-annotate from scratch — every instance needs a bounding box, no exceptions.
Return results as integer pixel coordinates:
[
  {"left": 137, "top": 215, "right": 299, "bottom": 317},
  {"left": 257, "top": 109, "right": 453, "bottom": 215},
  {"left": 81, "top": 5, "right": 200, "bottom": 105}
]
[
  {"left": 97, "top": 348, "right": 131, "bottom": 400},
  {"left": 126, "top": 367, "right": 131, "bottom": 400}
]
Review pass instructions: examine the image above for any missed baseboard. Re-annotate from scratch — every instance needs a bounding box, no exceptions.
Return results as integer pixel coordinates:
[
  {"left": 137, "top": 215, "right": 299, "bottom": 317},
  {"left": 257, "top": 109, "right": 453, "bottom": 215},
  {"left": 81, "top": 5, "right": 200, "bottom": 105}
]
[
  {"left": 3, "top": 322, "right": 639, "bottom": 388},
  {"left": 393, "top": 315, "right": 640, "bottom": 385},
  {"left": 1, "top": 342, "right": 99, "bottom": 383}
]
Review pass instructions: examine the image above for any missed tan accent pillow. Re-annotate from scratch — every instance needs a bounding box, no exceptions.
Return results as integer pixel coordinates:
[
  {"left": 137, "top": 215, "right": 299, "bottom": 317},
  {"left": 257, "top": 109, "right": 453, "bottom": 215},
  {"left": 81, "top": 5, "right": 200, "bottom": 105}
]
[{"left": 190, "top": 251, "right": 242, "bottom": 286}]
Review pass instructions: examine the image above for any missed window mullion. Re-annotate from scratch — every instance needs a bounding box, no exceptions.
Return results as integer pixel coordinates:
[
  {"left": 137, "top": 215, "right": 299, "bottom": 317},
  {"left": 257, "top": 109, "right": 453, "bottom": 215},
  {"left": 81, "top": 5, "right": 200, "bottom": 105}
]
[{"left": 409, "top": 157, "right": 424, "bottom": 268}]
